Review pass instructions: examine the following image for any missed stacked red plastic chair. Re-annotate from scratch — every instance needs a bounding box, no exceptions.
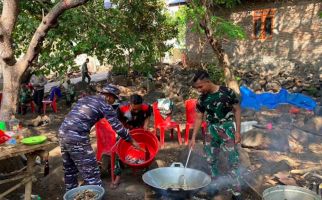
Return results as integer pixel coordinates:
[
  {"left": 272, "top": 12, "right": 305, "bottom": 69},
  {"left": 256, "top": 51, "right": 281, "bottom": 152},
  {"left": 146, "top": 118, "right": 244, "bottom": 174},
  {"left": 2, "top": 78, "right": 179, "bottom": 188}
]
[{"left": 152, "top": 102, "right": 182, "bottom": 148}]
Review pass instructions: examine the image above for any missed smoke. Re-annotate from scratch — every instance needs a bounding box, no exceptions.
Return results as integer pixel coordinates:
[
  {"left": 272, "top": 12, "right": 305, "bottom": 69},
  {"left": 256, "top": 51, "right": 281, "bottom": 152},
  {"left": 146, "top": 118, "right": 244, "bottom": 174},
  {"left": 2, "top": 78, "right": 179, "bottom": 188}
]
[{"left": 177, "top": 146, "right": 250, "bottom": 198}]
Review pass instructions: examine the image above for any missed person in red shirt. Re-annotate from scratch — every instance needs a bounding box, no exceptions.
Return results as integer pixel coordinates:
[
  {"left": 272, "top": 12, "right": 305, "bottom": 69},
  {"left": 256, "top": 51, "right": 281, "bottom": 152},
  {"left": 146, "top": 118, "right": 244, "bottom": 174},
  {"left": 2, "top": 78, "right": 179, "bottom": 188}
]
[
  {"left": 117, "top": 94, "right": 152, "bottom": 130},
  {"left": 109, "top": 94, "right": 152, "bottom": 189}
]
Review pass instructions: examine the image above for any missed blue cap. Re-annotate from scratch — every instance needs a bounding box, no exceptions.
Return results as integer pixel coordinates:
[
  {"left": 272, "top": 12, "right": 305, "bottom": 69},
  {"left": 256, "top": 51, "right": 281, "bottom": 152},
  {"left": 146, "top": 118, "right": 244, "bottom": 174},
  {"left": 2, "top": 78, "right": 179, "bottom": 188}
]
[{"left": 101, "top": 84, "right": 120, "bottom": 99}]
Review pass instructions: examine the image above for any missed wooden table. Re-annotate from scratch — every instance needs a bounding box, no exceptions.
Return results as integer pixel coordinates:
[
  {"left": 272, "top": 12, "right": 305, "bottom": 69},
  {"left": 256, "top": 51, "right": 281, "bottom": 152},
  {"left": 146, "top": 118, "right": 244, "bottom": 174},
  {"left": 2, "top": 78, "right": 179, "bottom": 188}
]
[{"left": 0, "top": 141, "right": 56, "bottom": 200}]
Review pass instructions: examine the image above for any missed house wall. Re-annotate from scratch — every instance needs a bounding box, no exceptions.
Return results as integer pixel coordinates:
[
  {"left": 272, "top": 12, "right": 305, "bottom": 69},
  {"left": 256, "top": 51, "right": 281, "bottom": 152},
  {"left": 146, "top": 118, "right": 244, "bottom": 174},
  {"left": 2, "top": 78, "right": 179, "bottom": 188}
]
[{"left": 186, "top": 0, "right": 322, "bottom": 90}]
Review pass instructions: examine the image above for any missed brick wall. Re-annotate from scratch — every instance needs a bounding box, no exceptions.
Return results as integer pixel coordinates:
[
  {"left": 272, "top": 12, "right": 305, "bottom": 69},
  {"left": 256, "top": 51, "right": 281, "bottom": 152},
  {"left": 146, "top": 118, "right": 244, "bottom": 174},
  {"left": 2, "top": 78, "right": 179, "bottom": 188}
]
[{"left": 186, "top": 0, "right": 322, "bottom": 82}]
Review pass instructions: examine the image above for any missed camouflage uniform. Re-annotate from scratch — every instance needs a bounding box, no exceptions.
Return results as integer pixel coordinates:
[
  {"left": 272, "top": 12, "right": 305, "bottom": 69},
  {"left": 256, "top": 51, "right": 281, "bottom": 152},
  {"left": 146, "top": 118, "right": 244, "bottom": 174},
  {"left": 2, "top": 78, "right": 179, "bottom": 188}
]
[
  {"left": 196, "top": 86, "right": 241, "bottom": 195},
  {"left": 59, "top": 95, "right": 131, "bottom": 191}
]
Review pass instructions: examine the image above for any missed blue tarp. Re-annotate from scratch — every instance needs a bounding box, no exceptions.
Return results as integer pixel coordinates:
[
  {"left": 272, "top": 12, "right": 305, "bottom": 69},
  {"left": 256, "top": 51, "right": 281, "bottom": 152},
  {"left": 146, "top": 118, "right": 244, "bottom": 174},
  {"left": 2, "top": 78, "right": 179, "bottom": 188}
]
[{"left": 240, "top": 86, "right": 317, "bottom": 111}]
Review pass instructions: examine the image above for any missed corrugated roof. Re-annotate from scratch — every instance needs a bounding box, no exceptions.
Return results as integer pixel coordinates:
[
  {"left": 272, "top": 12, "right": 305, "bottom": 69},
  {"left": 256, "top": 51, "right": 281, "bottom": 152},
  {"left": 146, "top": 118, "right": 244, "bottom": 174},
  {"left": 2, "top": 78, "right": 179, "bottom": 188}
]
[{"left": 167, "top": 0, "right": 186, "bottom": 6}]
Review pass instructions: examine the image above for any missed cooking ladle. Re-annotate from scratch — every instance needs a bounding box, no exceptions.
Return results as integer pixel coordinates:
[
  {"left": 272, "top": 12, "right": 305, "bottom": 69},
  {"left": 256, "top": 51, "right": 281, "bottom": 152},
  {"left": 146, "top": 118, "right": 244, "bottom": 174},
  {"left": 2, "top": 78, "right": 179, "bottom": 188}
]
[
  {"left": 179, "top": 147, "right": 193, "bottom": 188},
  {"left": 185, "top": 147, "right": 193, "bottom": 168}
]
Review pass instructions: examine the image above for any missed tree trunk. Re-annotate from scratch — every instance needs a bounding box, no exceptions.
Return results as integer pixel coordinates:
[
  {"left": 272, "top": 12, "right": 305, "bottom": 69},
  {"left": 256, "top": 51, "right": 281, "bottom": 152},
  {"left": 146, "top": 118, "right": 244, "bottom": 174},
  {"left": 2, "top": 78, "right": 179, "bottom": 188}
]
[
  {"left": 20, "top": 67, "right": 32, "bottom": 84},
  {"left": 0, "top": 0, "right": 90, "bottom": 121},
  {"left": 0, "top": 64, "right": 21, "bottom": 120},
  {"left": 213, "top": 40, "right": 240, "bottom": 95},
  {"left": 198, "top": 5, "right": 240, "bottom": 95},
  {"left": 202, "top": 26, "right": 240, "bottom": 94}
]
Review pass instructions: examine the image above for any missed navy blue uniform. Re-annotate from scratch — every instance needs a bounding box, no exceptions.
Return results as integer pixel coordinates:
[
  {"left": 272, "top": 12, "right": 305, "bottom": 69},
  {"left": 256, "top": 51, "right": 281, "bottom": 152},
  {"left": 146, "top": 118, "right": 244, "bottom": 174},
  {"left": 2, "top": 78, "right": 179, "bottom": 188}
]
[{"left": 59, "top": 95, "right": 131, "bottom": 190}]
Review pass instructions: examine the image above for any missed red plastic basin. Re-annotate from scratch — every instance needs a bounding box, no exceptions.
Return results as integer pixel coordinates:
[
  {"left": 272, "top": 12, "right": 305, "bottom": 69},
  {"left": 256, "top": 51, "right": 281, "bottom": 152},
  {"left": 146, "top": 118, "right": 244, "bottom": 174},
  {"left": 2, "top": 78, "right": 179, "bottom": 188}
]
[{"left": 116, "top": 129, "right": 159, "bottom": 168}]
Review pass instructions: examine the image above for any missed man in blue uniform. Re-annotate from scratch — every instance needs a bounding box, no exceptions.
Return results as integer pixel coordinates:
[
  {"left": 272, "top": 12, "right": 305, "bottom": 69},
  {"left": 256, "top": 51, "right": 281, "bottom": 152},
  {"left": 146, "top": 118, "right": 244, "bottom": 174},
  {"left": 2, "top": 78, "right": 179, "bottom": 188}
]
[{"left": 58, "top": 84, "right": 141, "bottom": 191}]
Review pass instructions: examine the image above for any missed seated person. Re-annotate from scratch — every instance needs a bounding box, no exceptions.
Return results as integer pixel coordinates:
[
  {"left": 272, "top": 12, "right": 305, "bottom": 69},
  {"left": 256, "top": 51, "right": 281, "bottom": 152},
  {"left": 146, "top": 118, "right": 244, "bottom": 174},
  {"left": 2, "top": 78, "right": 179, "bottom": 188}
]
[
  {"left": 48, "top": 86, "right": 62, "bottom": 101},
  {"left": 65, "top": 79, "right": 76, "bottom": 106},
  {"left": 19, "top": 84, "right": 33, "bottom": 114},
  {"left": 110, "top": 94, "right": 152, "bottom": 189},
  {"left": 117, "top": 94, "right": 152, "bottom": 130}
]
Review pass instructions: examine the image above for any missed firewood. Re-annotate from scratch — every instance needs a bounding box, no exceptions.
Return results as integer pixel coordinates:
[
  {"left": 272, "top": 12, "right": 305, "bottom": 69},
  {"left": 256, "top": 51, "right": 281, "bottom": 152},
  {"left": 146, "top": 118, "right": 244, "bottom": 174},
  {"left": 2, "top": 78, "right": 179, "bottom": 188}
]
[
  {"left": 311, "top": 173, "right": 322, "bottom": 180},
  {"left": 290, "top": 166, "right": 322, "bottom": 175}
]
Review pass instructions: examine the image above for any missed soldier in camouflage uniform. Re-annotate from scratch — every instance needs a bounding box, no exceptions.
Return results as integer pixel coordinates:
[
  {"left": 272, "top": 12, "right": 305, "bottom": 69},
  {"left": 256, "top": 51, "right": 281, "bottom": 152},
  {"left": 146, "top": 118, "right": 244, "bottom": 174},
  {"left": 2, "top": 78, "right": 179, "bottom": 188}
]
[
  {"left": 59, "top": 84, "right": 141, "bottom": 191},
  {"left": 190, "top": 71, "right": 242, "bottom": 200}
]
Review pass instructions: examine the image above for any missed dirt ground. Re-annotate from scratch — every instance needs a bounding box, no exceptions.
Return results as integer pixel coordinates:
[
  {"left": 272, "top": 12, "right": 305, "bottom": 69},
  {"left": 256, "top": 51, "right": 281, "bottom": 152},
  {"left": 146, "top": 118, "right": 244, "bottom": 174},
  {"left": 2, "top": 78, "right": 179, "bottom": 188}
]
[
  {"left": 1, "top": 78, "right": 321, "bottom": 200},
  {"left": 1, "top": 90, "right": 256, "bottom": 200}
]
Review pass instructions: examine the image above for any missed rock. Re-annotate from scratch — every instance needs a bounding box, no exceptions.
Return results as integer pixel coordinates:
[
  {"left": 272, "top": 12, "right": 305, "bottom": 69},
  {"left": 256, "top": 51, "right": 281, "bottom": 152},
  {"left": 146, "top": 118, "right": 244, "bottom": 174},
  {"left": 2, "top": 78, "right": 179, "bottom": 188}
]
[
  {"left": 261, "top": 160, "right": 292, "bottom": 175},
  {"left": 288, "top": 135, "right": 304, "bottom": 153},
  {"left": 237, "top": 145, "right": 251, "bottom": 168},
  {"left": 300, "top": 116, "right": 322, "bottom": 134},
  {"left": 241, "top": 129, "right": 289, "bottom": 151},
  {"left": 241, "top": 109, "right": 256, "bottom": 119},
  {"left": 266, "top": 81, "right": 281, "bottom": 92},
  {"left": 111, "top": 75, "right": 128, "bottom": 86},
  {"left": 250, "top": 82, "right": 262, "bottom": 93},
  {"left": 259, "top": 79, "right": 267, "bottom": 87},
  {"left": 274, "top": 171, "right": 298, "bottom": 186},
  {"left": 155, "top": 159, "right": 165, "bottom": 167},
  {"left": 314, "top": 106, "right": 322, "bottom": 116},
  {"left": 290, "top": 128, "right": 315, "bottom": 148},
  {"left": 308, "top": 143, "right": 322, "bottom": 154},
  {"left": 118, "top": 86, "right": 132, "bottom": 96}
]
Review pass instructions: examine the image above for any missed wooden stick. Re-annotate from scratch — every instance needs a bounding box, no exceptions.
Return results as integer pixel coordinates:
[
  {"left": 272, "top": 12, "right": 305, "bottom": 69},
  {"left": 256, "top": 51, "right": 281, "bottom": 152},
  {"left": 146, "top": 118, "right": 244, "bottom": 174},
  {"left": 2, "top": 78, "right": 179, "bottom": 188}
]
[
  {"left": 301, "top": 172, "right": 311, "bottom": 179},
  {"left": 290, "top": 166, "right": 322, "bottom": 175},
  {"left": 0, "top": 174, "right": 28, "bottom": 185},
  {"left": 312, "top": 173, "right": 322, "bottom": 180},
  {"left": 0, "top": 166, "right": 27, "bottom": 178},
  {"left": 0, "top": 176, "right": 33, "bottom": 199},
  {"left": 241, "top": 176, "right": 262, "bottom": 198}
]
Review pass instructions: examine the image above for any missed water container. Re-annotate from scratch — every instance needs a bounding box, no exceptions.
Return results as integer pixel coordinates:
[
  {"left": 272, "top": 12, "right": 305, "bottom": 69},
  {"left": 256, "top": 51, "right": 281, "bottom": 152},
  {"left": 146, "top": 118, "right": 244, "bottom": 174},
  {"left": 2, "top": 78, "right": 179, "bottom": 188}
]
[
  {"left": 238, "top": 121, "right": 258, "bottom": 133},
  {"left": 5, "top": 131, "right": 17, "bottom": 145},
  {"left": 9, "top": 115, "right": 20, "bottom": 132}
]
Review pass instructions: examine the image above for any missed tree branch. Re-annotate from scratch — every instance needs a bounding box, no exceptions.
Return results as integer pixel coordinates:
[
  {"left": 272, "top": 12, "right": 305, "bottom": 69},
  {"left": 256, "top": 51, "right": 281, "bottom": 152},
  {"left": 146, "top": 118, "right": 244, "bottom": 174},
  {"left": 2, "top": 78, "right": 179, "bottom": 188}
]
[
  {"left": 79, "top": 7, "right": 121, "bottom": 43},
  {"left": 17, "top": 0, "right": 89, "bottom": 76}
]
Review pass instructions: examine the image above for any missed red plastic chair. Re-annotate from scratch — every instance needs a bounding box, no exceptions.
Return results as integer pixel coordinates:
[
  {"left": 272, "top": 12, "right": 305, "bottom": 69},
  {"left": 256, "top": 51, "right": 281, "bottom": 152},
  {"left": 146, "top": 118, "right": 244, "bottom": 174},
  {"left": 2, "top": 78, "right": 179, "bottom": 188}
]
[
  {"left": 185, "top": 99, "right": 207, "bottom": 145},
  {"left": 42, "top": 96, "right": 57, "bottom": 114},
  {"left": 20, "top": 101, "right": 36, "bottom": 114},
  {"left": 152, "top": 102, "right": 182, "bottom": 148},
  {"left": 95, "top": 118, "right": 119, "bottom": 183},
  {"left": 95, "top": 118, "right": 117, "bottom": 161}
]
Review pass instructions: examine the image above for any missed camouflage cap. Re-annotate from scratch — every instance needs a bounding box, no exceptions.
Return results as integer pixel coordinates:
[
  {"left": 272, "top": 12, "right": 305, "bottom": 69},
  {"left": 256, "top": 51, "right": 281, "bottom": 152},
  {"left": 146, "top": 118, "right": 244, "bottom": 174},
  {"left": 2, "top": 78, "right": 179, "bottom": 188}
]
[{"left": 101, "top": 84, "right": 120, "bottom": 99}]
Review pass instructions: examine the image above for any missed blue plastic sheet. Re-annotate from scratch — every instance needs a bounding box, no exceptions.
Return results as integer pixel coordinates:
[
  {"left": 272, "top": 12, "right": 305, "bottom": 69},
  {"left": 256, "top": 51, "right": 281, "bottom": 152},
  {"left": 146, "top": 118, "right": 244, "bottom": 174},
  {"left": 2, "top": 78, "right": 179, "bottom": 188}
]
[{"left": 240, "top": 86, "right": 317, "bottom": 111}]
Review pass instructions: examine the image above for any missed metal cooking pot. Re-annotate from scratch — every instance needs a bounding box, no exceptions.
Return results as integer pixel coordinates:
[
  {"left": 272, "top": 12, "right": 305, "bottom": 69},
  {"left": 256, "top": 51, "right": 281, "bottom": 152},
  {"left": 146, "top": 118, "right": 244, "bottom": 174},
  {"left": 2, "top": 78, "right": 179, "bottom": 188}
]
[
  {"left": 263, "top": 185, "right": 322, "bottom": 200},
  {"left": 142, "top": 162, "right": 211, "bottom": 198}
]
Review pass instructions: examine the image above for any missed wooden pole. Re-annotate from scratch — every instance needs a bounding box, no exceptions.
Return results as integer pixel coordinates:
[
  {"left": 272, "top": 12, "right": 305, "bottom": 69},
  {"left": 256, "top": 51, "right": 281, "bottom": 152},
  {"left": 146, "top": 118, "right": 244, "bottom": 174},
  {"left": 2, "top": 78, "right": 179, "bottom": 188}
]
[{"left": 24, "top": 154, "right": 36, "bottom": 200}]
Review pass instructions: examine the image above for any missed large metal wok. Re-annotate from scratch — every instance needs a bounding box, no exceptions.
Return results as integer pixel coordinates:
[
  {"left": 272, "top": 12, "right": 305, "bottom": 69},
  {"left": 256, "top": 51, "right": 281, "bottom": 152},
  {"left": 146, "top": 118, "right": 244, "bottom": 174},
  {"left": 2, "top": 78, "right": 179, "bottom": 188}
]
[{"left": 142, "top": 162, "right": 211, "bottom": 199}]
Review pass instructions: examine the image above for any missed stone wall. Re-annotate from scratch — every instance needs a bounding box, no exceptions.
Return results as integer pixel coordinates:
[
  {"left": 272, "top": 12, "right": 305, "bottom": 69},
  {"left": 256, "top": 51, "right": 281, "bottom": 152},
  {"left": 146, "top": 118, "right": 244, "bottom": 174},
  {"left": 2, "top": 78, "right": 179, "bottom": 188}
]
[{"left": 186, "top": 0, "right": 322, "bottom": 92}]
